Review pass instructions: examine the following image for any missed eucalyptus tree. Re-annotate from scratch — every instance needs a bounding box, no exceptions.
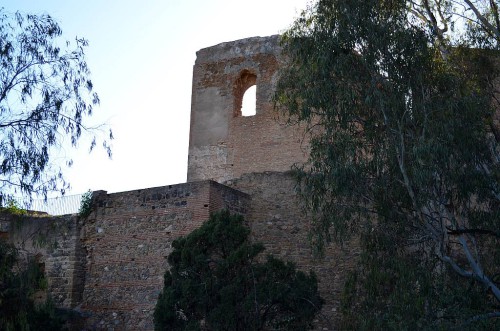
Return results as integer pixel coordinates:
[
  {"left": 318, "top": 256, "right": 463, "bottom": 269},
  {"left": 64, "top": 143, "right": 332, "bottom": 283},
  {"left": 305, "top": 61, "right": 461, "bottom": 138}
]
[
  {"left": 409, "top": 0, "right": 500, "bottom": 50},
  {"left": 275, "top": 0, "right": 500, "bottom": 327},
  {"left": 0, "top": 9, "right": 112, "bottom": 202}
]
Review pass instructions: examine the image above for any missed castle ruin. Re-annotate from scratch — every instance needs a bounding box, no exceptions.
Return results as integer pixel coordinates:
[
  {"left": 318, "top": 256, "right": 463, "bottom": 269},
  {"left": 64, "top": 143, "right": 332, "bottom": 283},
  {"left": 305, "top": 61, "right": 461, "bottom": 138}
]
[{"left": 0, "top": 36, "right": 360, "bottom": 330}]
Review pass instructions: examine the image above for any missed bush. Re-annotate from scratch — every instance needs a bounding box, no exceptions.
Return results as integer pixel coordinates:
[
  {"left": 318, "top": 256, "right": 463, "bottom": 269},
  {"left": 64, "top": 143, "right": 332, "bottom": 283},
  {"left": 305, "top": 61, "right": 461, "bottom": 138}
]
[
  {"left": 154, "top": 210, "right": 323, "bottom": 330},
  {"left": 78, "top": 190, "right": 93, "bottom": 218}
]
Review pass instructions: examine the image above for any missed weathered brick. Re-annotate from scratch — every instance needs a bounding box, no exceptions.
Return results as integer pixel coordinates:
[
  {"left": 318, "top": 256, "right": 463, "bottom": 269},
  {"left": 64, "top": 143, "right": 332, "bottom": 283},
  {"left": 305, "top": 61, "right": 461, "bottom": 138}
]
[{"left": 187, "top": 36, "right": 310, "bottom": 183}]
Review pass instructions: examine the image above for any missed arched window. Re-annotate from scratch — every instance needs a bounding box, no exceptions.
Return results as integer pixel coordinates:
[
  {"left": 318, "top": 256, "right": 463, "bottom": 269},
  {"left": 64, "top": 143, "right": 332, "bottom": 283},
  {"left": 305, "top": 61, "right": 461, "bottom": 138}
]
[
  {"left": 241, "top": 85, "right": 256, "bottom": 116},
  {"left": 234, "top": 70, "right": 257, "bottom": 117}
]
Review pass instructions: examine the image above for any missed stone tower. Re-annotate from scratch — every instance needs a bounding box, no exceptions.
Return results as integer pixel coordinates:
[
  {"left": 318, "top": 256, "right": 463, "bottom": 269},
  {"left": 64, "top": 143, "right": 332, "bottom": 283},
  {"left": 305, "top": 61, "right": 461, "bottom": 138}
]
[{"left": 187, "top": 35, "right": 308, "bottom": 183}]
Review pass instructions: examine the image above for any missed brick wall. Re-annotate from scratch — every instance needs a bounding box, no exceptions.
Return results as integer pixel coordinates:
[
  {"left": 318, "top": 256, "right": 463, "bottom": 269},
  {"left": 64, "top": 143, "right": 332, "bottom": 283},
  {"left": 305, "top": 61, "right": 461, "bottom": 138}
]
[
  {"left": 79, "top": 181, "right": 249, "bottom": 330},
  {"left": 2, "top": 175, "right": 356, "bottom": 330},
  {"left": 79, "top": 174, "right": 358, "bottom": 330},
  {"left": 226, "top": 172, "right": 361, "bottom": 329},
  {"left": 0, "top": 212, "right": 85, "bottom": 309}
]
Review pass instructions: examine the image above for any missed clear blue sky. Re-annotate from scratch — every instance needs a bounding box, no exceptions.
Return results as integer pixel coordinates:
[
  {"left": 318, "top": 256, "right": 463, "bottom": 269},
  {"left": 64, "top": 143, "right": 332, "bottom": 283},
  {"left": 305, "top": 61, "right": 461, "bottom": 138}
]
[{"left": 1, "top": 0, "right": 311, "bottom": 196}]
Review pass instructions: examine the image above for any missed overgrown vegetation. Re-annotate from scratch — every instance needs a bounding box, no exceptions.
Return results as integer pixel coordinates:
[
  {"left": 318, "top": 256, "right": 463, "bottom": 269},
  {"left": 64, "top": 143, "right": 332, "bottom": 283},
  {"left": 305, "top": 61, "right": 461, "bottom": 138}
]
[
  {"left": 78, "top": 190, "right": 93, "bottom": 218},
  {"left": 0, "top": 197, "right": 27, "bottom": 216},
  {"left": 154, "top": 210, "right": 323, "bottom": 330},
  {"left": 0, "top": 239, "right": 63, "bottom": 330},
  {"left": 275, "top": 0, "right": 500, "bottom": 327}
]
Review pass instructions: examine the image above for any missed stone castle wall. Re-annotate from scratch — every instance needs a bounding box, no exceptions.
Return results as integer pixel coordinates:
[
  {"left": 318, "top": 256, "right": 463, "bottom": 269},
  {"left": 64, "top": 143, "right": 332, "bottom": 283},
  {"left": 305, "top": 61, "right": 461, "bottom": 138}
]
[
  {"left": 78, "top": 181, "right": 249, "bottom": 330},
  {"left": 227, "top": 172, "right": 360, "bottom": 328},
  {"left": 1, "top": 181, "right": 250, "bottom": 330},
  {"left": 2, "top": 174, "right": 356, "bottom": 330},
  {"left": 0, "top": 213, "right": 85, "bottom": 309}
]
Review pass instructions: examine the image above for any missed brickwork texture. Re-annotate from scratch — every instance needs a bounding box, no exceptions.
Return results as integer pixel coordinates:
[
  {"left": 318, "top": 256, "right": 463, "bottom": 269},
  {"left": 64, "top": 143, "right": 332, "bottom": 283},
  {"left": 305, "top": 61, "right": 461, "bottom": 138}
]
[{"left": 187, "top": 36, "right": 309, "bottom": 183}]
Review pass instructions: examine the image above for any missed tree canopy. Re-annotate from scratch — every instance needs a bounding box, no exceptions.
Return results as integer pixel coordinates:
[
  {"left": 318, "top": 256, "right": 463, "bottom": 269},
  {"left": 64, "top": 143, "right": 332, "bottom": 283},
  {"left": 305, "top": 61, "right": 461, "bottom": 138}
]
[
  {"left": 0, "top": 9, "right": 112, "bottom": 202},
  {"left": 275, "top": 0, "right": 500, "bottom": 327},
  {"left": 154, "top": 210, "right": 323, "bottom": 331}
]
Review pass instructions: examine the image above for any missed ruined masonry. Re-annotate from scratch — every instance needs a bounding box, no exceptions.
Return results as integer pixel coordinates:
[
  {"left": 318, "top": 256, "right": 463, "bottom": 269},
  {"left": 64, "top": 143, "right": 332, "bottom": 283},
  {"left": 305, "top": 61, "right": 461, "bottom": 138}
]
[{"left": 0, "top": 36, "right": 360, "bottom": 330}]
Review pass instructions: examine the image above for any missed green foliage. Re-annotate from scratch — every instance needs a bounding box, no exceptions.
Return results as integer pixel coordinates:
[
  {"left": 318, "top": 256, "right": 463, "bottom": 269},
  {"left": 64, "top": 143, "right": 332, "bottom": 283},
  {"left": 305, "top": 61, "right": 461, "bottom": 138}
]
[
  {"left": 0, "top": 197, "right": 27, "bottom": 216},
  {"left": 78, "top": 190, "right": 93, "bottom": 218},
  {"left": 0, "top": 9, "right": 112, "bottom": 201},
  {"left": 340, "top": 226, "right": 500, "bottom": 330},
  {"left": 154, "top": 210, "right": 323, "bottom": 331},
  {"left": 277, "top": 0, "right": 499, "bottom": 245},
  {"left": 275, "top": 0, "right": 500, "bottom": 326},
  {"left": 0, "top": 239, "right": 63, "bottom": 330}
]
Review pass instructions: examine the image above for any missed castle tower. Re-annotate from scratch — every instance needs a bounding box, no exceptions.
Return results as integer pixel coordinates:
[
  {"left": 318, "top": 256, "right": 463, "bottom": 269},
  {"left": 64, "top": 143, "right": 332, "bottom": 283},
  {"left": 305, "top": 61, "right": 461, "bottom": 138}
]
[{"left": 187, "top": 35, "right": 308, "bottom": 183}]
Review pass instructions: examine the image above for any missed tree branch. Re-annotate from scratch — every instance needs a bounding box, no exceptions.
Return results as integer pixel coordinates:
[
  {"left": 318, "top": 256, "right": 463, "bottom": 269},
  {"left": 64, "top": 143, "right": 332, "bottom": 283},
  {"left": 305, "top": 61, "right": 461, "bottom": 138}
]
[
  {"left": 463, "top": 0, "right": 500, "bottom": 41},
  {"left": 458, "top": 235, "right": 500, "bottom": 303}
]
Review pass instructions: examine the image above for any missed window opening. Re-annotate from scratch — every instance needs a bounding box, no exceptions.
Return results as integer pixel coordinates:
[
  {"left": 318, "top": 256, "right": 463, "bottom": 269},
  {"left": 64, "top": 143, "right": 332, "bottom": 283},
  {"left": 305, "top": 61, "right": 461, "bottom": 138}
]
[
  {"left": 234, "top": 70, "right": 257, "bottom": 117},
  {"left": 241, "top": 85, "right": 256, "bottom": 116}
]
